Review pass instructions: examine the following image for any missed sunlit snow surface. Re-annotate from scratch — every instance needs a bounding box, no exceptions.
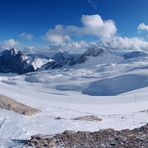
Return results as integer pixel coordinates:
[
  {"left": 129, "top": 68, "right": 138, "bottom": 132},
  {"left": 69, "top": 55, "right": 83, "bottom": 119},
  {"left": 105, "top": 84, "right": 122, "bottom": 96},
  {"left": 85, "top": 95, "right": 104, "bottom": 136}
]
[{"left": 0, "top": 55, "right": 148, "bottom": 147}]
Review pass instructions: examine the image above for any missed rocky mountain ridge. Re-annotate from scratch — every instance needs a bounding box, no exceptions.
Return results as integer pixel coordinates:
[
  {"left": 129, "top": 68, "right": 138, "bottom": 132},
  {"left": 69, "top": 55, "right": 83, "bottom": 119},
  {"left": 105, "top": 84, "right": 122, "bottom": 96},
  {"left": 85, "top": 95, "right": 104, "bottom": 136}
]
[{"left": 0, "top": 46, "right": 147, "bottom": 74}]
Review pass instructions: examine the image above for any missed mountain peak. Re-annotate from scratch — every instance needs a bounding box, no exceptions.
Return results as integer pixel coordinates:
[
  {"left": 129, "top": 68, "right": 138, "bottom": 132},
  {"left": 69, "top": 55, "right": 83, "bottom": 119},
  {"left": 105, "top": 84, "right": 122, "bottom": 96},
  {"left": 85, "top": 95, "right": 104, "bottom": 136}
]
[
  {"left": 10, "top": 48, "right": 18, "bottom": 56},
  {"left": 84, "top": 45, "right": 109, "bottom": 57}
]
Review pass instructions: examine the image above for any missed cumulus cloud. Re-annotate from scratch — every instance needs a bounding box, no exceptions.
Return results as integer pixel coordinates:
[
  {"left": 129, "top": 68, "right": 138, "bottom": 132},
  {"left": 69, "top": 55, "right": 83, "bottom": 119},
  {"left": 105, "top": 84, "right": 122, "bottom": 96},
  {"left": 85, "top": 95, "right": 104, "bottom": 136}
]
[
  {"left": 44, "top": 14, "right": 148, "bottom": 52},
  {"left": 20, "top": 32, "right": 34, "bottom": 40},
  {"left": 45, "top": 25, "right": 71, "bottom": 44},
  {"left": 67, "top": 14, "right": 117, "bottom": 38},
  {"left": 102, "top": 36, "right": 148, "bottom": 51},
  {"left": 45, "top": 14, "right": 117, "bottom": 44},
  {"left": 80, "top": 14, "right": 117, "bottom": 38},
  {"left": 138, "top": 23, "right": 148, "bottom": 31},
  {"left": 1, "top": 39, "right": 19, "bottom": 49}
]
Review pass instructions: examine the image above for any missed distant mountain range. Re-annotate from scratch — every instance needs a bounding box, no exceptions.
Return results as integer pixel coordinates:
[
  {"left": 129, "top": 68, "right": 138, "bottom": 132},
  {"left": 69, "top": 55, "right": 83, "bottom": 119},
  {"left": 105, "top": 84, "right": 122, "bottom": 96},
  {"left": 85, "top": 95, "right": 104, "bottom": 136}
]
[{"left": 0, "top": 47, "right": 147, "bottom": 74}]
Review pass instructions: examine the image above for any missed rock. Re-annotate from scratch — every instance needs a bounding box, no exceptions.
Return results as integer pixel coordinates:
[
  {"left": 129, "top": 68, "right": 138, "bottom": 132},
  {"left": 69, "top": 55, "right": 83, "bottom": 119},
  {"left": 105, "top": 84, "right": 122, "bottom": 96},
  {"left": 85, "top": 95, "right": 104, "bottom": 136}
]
[
  {"left": 0, "top": 94, "right": 40, "bottom": 115},
  {"left": 26, "top": 124, "right": 148, "bottom": 148},
  {"left": 55, "top": 117, "right": 63, "bottom": 120},
  {"left": 72, "top": 115, "right": 102, "bottom": 122}
]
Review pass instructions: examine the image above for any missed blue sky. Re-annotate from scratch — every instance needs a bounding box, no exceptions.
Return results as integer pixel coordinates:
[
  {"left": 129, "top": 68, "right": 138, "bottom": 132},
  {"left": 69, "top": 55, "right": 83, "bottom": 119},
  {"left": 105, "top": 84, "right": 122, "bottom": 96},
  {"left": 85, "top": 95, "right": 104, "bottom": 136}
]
[{"left": 0, "top": 0, "right": 148, "bottom": 50}]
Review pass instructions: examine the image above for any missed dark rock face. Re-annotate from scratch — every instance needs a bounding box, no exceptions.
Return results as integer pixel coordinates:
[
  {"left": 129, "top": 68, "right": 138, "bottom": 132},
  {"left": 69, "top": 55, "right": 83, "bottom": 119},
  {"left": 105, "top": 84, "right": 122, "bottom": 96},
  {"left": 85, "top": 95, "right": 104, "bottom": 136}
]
[
  {"left": 71, "top": 45, "right": 107, "bottom": 65},
  {"left": 0, "top": 48, "right": 34, "bottom": 74},
  {"left": 26, "top": 124, "right": 148, "bottom": 148}
]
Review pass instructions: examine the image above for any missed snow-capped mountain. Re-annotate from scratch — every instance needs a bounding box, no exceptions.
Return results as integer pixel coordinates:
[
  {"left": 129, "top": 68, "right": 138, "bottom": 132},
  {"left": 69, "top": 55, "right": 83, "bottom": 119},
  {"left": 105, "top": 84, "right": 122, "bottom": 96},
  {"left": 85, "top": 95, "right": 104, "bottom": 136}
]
[
  {"left": 0, "top": 48, "right": 50, "bottom": 74},
  {"left": 41, "top": 51, "right": 81, "bottom": 69},
  {"left": 0, "top": 46, "right": 147, "bottom": 74},
  {"left": 70, "top": 45, "right": 111, "bottom": 65},
  {"left": 41, "top": 45, "right": 123, "bottom": 70},
  {"left": 0, "top": 48, "right": 34, "bottom": 74}
]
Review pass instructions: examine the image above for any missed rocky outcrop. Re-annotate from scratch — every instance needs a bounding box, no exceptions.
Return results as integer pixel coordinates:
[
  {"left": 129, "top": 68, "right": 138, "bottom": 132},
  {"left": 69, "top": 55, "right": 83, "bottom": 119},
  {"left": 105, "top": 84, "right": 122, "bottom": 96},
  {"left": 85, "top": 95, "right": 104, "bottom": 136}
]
[
  {"left": 26, "top": 123, "right": 148, "bottom": 147},
  {"left": 72, "top": 115, "right": 102, "bottom": 122},
  {"left": 0, "top": 94, "right": 40, "bottom": 115}
]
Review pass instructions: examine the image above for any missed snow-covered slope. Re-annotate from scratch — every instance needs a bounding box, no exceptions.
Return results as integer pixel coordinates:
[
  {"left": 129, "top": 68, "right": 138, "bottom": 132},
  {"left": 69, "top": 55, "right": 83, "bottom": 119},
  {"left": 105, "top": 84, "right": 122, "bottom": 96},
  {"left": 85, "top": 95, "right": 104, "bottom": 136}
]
[{"left": 0, "top": 47, "right": 148, "bottom": 147}]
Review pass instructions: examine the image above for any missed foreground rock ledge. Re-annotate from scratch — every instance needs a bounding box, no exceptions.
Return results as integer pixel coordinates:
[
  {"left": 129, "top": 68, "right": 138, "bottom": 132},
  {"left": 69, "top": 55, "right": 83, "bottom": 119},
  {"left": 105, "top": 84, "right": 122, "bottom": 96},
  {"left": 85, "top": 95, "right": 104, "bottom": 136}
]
[
  {"left": 0, "top": 94, "right": 40, "bottom": 115},
  {"left": 26, "top": 123, "right": 148, "bottom": 148}
]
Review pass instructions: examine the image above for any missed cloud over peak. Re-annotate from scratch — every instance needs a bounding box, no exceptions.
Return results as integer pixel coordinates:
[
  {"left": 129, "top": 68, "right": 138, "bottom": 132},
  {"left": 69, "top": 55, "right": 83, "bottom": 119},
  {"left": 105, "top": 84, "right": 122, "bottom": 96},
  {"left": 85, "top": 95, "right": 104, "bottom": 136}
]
[{"left": 103, "top": 36, "right": 148, "bottom": 51}]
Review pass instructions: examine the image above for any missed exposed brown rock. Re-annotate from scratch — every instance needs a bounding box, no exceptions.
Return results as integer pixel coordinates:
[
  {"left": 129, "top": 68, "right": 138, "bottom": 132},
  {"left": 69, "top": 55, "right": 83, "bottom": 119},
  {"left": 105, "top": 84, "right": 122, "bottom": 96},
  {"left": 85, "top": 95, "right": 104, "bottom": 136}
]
[{"left": 0, "top": 94, "right": 40, "bottom": 115}]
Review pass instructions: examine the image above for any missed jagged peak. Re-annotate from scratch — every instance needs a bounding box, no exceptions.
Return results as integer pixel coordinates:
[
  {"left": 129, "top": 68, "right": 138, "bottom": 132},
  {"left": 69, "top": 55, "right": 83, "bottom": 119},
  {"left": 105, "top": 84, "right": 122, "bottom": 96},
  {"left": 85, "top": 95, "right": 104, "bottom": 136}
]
[
  {"left": 84, "top": 43, "right": 112, "bottom": 57},
  {"left": 10, "top": 48, "right": 18, "bottom": 56}
]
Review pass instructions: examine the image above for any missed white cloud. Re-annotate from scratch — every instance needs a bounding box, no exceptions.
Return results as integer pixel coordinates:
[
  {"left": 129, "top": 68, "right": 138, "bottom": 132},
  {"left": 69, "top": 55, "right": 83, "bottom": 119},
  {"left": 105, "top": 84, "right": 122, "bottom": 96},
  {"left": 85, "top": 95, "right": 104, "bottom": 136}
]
[
  {"left": 1, "top": 39, "right": 19, "bottom": 49},
  {"left": 45, "top": 25, "right": 71, "bottom": 44},
  {"left": 44, "top": 15, "right": 148, "bottom": 52},
  {"left": 22, "top": 40, "right": 92, "bottom": 55},
  {"left": 80, "top": 14, "right": 117, "bottom": 38},
  {"left": 20, "top": 32, "right": 34, "bottom": 40},
  {"left": 49, "top": 40, "right": 91, "bottom": 52},
  {"left": 46, "top": 34, "right": 70, "bottom": 44},
  {"left": 60, "top": 40, "right": 91, "bottom": 50},
  {"left": 45, "top": 14, "right": 117, "bottom": 44},
  {"left": 102, "top": 36, "right": 148, "bottom": 51},
  {"left": 66, "top": 14, "right": 117, "bottom": 38},
  {"left": 138, "top": 23, "right": 148, "bottom": 31}
]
